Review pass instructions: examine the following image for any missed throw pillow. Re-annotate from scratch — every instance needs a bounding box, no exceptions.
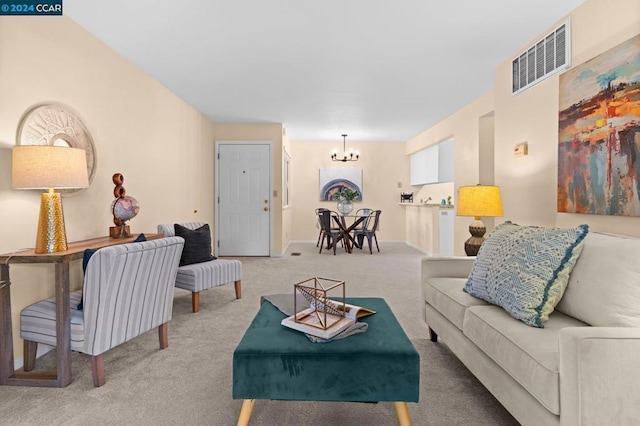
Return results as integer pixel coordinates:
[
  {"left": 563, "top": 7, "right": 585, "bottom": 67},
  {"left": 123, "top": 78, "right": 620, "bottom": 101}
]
[
  {"left": 82, "top": 248, "right": 97, "bottom": 274},
  {"left": 174, "top": 223, "right": 216, "bottom": 266},
  {"left": 77, "top": 248, "right": 97, "bottom": 311},
  {"left": 134, "top": 233, "right": 147, "bottom": 243},
  {"left": 464, "top": 221, "right": 589, "bottom": 328}
]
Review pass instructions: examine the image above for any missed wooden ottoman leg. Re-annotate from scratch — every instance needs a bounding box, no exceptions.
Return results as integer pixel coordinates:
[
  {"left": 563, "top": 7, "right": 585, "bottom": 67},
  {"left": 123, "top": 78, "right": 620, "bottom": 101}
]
[
  {"left": 234, "top": 280, "right": 242, "bottom": 299},
  {"left": 191, "top": 292, "right": 200, "bottom": 313},
  {"left": 237, "top": 399, "right": 255, "bottom": 426},
  {"left": 394, "top": 402, "right": 411, "bottom": 426}
]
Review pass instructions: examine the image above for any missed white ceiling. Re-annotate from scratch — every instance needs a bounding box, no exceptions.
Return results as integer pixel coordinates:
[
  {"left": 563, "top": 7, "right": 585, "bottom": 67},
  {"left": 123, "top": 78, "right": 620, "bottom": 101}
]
[{"left": 64, "top": 0, "right": 585, "bottom": 142}]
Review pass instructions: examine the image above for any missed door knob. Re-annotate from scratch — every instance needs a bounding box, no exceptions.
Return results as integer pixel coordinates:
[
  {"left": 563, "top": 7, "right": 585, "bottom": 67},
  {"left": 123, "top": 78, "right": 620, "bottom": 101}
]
[{"left": 263, "top": 207, "right": 269, "bottom": 212}]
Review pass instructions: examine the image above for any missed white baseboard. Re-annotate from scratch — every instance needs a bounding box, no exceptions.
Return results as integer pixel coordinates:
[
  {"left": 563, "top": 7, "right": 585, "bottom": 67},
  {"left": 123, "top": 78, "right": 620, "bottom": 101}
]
[
  {"left": 405, "top": 241, "right": 432, "bottom": 255},
  {"left": 292, "top": 239, "right": 433, "bottom": 255}
]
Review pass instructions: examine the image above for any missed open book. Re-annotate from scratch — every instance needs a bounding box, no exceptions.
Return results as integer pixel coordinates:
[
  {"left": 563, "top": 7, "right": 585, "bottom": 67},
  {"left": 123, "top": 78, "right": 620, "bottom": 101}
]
[
  {"left": 281, "top": 300, "right": 375, "bottom": 339},
  {"left": 331, "top": 300, "right": 376, "bottom": 320}
]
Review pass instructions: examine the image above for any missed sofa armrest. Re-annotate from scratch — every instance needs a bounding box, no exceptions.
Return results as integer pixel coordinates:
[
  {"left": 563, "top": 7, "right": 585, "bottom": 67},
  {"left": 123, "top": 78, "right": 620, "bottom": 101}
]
[
  {"left": 421, "top": 256, "right": 475, "bottom": 280},
  {"left": 559, "top": 327, "right": 640, "bottom": 426}
]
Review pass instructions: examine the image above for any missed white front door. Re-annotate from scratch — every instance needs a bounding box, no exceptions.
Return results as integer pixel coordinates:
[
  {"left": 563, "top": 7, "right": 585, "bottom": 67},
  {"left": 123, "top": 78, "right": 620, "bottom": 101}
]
[{"left": 217, "top": 143, "right": 271, "bottom": 256}]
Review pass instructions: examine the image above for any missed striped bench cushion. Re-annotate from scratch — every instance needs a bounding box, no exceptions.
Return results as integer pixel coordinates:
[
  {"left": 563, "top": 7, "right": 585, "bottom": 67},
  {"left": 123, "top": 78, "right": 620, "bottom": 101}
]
[
  {"left": 158, "top": 222, "right": 243, "bottom": 293},
  {"left": 175, "top": 259, "right": 242, "bottom": 292},
  {"left": 21, "top": 291, "right": 85, "bottom": 351}
]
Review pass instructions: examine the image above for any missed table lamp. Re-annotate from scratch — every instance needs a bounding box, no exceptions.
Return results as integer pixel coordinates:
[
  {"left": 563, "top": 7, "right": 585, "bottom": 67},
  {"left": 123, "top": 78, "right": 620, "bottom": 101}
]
[
  {"left": 12, "top": 145, "right": 89, "bottom": 253},
  {"left": 456, "top": 185, "right": 503, "bottom": 256}
]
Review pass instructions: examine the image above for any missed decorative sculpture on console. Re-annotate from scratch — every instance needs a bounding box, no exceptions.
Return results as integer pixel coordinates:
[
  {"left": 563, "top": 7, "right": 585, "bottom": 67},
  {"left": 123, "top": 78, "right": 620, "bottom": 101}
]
[{"left": 109, "top": 173, "right": 140, "bottom": 238}]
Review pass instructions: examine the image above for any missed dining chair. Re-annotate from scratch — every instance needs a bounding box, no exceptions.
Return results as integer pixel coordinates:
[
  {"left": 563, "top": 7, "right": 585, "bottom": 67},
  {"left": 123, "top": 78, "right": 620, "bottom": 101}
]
[
  {"left": 315, "top": 208, "right": 329, "bottom": 247},
  {"left": 20, "top": 237, "right": 185, "bottom": 387},
  {"left": 354, "top": 210, "right": 382, "bottom": 254},
  {"left": 318, "top": 210, "right": 347, "bottom": 255},
  {"left": 353, "top": 208, "right": 372, "bottom": 243},
  {"left": 355, "top": 208, "right": 372, "bottom": 224}
]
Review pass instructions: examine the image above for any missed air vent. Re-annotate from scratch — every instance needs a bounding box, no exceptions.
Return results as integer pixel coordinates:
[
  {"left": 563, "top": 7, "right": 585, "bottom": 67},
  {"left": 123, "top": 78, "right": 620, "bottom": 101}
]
[{"left": 512, "top": 20, "right": 571, "bottom": 95}]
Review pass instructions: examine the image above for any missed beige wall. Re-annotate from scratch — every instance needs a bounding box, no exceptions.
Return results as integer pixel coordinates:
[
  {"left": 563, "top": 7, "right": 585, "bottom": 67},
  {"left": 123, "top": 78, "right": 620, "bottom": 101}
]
[
  {"left": 0, "top": 16, "right": 216, "bottom": 362},
  {"left": 406, "top": 93, "right": 495, "bottom": 255},
  {"left": 494, "top": 0, "right": 640, "bottom": 234},
  {"left": 289, "top": 141, "right": 409, "bottom": 242}
]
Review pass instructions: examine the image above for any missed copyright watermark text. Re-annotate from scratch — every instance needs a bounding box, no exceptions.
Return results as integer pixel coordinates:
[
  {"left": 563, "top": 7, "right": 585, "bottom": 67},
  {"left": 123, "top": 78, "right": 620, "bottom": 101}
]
[{"left": 0, "top": 1, "right": 62, "bottom": 15}]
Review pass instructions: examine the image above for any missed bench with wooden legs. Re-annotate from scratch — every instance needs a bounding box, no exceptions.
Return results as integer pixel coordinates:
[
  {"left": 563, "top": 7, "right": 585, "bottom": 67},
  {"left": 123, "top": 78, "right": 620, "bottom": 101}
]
[
  {"left": 158, "top": 222, "right": 243, "bottom": 313},
  {"left": 19, "top": 237, "right": 184, "bottom": 387},
  {"left": 236, "top": 399, "right": 412, "bottom": 426},
  {"left": 233, "top": 297, "right": 419, "bottom": 425}
]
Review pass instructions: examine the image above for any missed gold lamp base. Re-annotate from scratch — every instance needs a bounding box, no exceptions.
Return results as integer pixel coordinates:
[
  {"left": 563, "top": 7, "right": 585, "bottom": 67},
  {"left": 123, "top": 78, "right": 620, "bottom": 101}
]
[{"left": 35, "top": 189, "right": 68, "bottom": 254}]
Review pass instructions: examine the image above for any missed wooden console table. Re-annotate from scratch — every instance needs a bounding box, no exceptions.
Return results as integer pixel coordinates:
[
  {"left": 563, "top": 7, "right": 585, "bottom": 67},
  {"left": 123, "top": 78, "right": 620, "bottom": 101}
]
[{"left": 0, "top": 233, "right": 163, "bottom": 387}]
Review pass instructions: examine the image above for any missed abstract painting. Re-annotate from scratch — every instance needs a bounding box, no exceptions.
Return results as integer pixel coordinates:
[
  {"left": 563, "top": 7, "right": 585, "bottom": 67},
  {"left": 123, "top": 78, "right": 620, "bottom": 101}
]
[
  {"left": 558, "top": 34, "right": 640, "bottom": 216},
  {"left": 319, "top": 168, "right": 362, "bottom": 201}
]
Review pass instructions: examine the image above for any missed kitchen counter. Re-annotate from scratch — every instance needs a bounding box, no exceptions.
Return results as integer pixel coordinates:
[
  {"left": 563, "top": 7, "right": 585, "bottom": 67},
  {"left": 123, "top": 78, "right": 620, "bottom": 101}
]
[{"left": 398, "top": 203, "right": 454, "bottom": 209}]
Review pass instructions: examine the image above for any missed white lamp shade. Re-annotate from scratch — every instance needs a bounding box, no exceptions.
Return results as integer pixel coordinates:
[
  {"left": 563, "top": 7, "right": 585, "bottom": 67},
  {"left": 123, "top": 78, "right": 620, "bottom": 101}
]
[{"left": 12, "top": 145, "right": 89, "bottom": 189}]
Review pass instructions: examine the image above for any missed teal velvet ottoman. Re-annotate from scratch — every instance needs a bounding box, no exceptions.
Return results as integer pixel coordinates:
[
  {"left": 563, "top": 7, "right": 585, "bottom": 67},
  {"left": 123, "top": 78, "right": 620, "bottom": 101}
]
[{"left": 233, "top": 297, "right": 419, "bottom": 425}]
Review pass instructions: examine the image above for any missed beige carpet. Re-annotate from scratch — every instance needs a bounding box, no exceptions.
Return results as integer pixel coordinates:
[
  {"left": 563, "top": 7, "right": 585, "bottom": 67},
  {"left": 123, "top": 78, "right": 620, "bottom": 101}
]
[{"left": 0, "top": 242, "right": 518, "bottom": 425}]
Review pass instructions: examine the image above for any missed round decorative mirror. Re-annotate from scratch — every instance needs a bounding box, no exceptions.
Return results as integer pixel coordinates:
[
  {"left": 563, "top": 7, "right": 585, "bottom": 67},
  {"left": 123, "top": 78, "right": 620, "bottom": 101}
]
[{"left": 16, "top": 103, "right": 97, "bottom": 194}]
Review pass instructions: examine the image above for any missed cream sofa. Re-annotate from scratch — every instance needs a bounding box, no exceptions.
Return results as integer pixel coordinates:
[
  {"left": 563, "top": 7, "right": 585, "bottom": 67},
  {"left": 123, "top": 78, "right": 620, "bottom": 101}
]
[{"left": 422, "top": 231, "right": 640, "bottom": 426}]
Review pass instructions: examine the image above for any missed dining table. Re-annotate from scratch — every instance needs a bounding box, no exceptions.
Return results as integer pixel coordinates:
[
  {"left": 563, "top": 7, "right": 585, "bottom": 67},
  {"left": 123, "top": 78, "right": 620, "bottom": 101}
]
[{"left": 329, "top": 213, "right": 368, "bottom": 253}]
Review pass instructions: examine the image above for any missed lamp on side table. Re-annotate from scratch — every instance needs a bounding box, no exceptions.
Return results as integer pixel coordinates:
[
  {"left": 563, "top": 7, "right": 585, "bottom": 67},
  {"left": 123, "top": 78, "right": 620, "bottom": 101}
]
[
  {"left": 12, "top": 145, "right": 89, "bottom": 253},
  {"left": 456, "top": 185, "right": 503, "bottom": 256}
]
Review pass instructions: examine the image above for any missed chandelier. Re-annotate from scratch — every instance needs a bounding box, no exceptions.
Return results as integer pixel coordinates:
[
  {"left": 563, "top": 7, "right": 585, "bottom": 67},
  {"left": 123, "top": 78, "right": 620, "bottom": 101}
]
[{"left": 331, "top": 134, "right": 359, "bottom": 162}]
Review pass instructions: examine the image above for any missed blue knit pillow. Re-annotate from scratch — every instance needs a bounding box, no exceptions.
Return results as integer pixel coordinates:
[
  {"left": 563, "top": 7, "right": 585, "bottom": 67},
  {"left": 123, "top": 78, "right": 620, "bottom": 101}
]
[{"left": 464, "top": 221, "right": 589, "bottom": 328}]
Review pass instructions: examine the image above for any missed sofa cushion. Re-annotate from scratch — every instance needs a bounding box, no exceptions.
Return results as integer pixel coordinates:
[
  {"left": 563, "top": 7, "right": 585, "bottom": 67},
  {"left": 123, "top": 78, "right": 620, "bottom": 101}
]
[
  {"left": 463, "top": 305, "right": 589, "bottom": 415},
  {"left": 556, "top": 232, "right": 640, "bottom": 327},
  {"left": 423, "top": 277, "right": 488, "bottom": 330},
  {"left": 464, "top": 221, "right": 588, "bottom": 328}
]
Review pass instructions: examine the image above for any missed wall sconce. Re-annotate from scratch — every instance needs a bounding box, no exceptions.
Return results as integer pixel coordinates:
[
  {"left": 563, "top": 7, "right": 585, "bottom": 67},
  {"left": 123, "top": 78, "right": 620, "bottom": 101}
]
[
  {"left": 12, "top": 145, "right": 89, "bottom": 253},
  {"left": 456, "top": 185, "right": 503, "bottom": 256},
  {"left": 514, "top": 142, "right": 528, "bottom": 157}
]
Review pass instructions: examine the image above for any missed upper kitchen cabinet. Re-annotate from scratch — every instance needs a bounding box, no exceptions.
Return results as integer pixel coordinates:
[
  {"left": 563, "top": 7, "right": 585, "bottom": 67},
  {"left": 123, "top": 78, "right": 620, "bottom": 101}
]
[{"left": 410, "top": 138, "right": 454, "bottom": 185}]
